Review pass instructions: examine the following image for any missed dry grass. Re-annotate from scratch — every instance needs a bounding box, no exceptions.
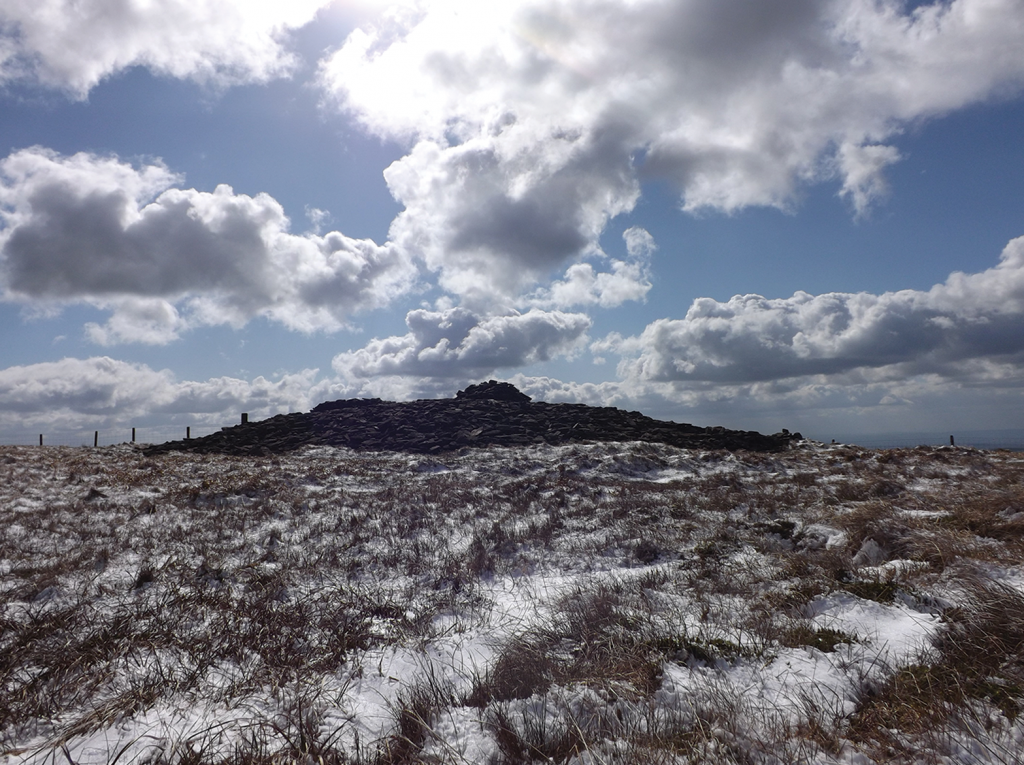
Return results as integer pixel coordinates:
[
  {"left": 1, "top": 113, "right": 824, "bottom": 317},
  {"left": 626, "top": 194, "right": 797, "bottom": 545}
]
[
  {"left": 2, "top": 441, "right": 1024, "bottom": 763},
  {"left": 842, "top": 579, "right": 1023, "bottom": 764}
]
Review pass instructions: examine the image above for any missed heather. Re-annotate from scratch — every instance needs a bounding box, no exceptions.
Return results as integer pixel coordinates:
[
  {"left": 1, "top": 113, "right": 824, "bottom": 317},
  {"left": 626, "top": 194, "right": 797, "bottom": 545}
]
[{"left": 2, "top": 440, "right": 1023, "bottom": 764}]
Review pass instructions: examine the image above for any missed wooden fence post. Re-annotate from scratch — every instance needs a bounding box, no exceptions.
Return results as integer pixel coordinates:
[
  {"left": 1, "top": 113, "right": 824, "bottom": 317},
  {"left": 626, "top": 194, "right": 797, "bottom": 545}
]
[
  {"left": 39, "top": 434, "right": 43, "bottom": 446},
  {"left": 950, "top": 435, "right": 955, "bottom": 446},
  {"left": 132, "top": 427, "right": 136, "bottom": 443},
  {"left": 94, "top": 431, "right": 98, "bottom": 447},
  {"left": 186, "top": 426, "right": 191, "bottom": 440}
]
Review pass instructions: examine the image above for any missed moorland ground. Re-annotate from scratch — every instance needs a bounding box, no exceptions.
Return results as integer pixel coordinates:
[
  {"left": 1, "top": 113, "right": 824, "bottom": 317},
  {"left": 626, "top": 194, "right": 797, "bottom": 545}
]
[{"left": 2, "top": 440, "right": 1023, "bottom": 764}]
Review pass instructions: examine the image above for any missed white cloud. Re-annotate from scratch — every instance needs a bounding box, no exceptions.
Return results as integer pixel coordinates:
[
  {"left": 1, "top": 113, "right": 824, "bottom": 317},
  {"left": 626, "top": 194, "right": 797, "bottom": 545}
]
[
  {"left": 165, "top": 368, "right": 319, "bottom": 417},
  {"left": 84, "top": 298, "right": 185, "bottom": 346},
  {"left": 837, "top": 143, "right": 902, "bottom": 214},
  {"left": 0, "top": 356, "right": 173, "bottom": 418},
  {"left": 332, "top": 306, "right": 591, "bottom": 380},
  {"left": 0, "top": 356, "right": 319, "bottom": 434},
  {"left": 381, "top": 132, "right": 639, "bottom": 307},
  {"left": 607, "top": 235, "right": 1024, "bottom": 386},
  {"left": 319, "top": 0, "right": 1024, "bottom": 303},
  {"left": 0, "top": 0, "right": 332, "bottom": 97},
  {"left": 521, "top": 226, "right": 653, "bottom": 309},
  {"left": 0, "top": 148, "right": 418, "bottom": 342},
  {"left": 305, "top": 206, "right": 330, "bottom": 234},
  {"left": 622, "top": 226, "right": 657, "bottom": 261}
]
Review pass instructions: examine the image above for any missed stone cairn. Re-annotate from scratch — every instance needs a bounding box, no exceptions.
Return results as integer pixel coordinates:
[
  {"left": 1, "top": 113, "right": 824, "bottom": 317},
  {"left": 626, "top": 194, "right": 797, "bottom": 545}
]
[{"left": 144, "top": 380, "right": 801, "bottom": 457}]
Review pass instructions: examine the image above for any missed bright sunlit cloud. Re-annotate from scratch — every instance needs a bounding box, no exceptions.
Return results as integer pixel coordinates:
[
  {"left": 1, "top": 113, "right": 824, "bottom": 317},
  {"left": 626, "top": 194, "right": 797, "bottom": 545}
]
[
  {"left": 0, "top": 0, "right": 336, "bottom": 96},
  {"left": 319, "top": 0, "right": 1024, "bottom": 308},
  {"left": 0, "top": 148, "right": 418, "bottom": 340}
]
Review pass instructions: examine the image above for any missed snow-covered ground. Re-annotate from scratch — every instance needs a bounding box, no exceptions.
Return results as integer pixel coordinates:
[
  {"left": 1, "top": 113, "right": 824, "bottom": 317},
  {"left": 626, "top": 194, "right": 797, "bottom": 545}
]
[{"left": 2, "top": 440, "right": 1023, "bottom": 764}]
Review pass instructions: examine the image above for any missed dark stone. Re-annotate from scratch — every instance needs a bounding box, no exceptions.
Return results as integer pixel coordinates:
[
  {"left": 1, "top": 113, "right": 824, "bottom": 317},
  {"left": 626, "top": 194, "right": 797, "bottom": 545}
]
[
  {"left": 635, "top": 539, "right": 660, "bottom": 564},
  {"left": 144, "top": 382, "right": 802, "bottom": 457},
  {"left": 311, "top": 398, "right": 384, "bottom": 412},
  {"left": 456, "top": 380, "right": 531, "bottom": 403}
]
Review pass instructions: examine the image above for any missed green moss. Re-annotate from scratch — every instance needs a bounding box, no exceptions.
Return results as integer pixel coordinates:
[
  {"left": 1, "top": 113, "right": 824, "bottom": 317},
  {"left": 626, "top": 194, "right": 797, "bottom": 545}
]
[
  {"left": 842, "top": 579, "right": 900, "bottom": 604},
  {"left": 654, "top": 635, "right": 753, "bottom": 664},
  {"left": 782, "top": 624, "right": 857, "bottom": 653},
  {"left": 974, "top": 679, "right": 1023, "bottom": 722}
]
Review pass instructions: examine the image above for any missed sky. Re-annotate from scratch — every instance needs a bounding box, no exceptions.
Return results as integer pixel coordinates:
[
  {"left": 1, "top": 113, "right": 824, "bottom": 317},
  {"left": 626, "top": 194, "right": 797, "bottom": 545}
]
[{"left": 1, "top": 0, "right": 1024, "bottom": 443}]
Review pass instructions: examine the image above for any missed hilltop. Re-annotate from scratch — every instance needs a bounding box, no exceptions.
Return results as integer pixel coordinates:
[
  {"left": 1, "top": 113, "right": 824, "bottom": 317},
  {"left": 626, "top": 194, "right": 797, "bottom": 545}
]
[{"left": 144, "top": 380, "right": 801, "bottom": 456}]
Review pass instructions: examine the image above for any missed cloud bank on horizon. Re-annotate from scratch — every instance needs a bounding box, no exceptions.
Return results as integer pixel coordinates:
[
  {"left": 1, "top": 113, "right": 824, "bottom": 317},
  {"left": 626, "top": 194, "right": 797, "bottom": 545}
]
[{"left": 1, "top": 0, "right": 1024, "bottom": 439}]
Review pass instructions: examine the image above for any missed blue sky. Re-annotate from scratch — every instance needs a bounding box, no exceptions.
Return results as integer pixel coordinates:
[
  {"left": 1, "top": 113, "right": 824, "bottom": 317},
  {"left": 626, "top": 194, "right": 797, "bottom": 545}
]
[{"left": 2, "top": 0, "right": 1024, "bottom": 443}]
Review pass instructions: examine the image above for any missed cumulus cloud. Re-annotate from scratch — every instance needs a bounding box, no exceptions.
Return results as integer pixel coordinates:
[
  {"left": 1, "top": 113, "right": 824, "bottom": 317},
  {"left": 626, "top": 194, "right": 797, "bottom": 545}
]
[
  {"left": 522, "top": 226, "right": 653, "bottom": 309},
  {"left": 475, "top": 235, "right": 1024, "bottom": 435},
  {"left": 332, "top": 306, "right": 591, "bottom": 380},
  {"left": 605, "top": 236, "right": 1024, "bottom": 386},
  {"left": 381, "top": 129, "right": 638, "bottom": 307},
  {"left": 0, "top": 0, "right": 331, "bottom": 97},
  {"left": 320, "top": 0, "right": 1024, "bottom": 301},
  {"left": 0, "top": 356, "right": 318, "bottom": 433},
  {"left": 0, "top": 148, "right": 418, "bottom": 342},
  {"left": 84, "top": 298, "right": 186, "bottom": 346}
]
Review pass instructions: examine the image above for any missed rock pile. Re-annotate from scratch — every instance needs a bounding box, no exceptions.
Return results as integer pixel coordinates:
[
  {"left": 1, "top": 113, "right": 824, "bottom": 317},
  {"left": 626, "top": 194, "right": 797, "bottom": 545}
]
[
  {"left": 144, "top": 381, "right": 801, "bottom": 457},
  {"left": 455, "top": 380, "right": 531, "bottom": 403}
]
